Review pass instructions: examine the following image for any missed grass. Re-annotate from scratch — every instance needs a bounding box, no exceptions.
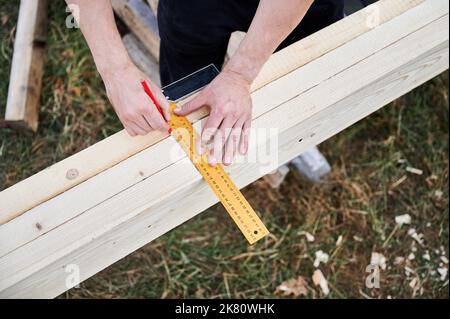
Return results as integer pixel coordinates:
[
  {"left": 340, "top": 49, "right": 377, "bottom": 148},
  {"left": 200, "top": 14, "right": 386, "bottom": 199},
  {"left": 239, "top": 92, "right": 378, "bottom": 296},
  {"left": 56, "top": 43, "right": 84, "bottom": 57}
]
[{"left": 0, "top": 1, "right": 448, "bottom": 299}]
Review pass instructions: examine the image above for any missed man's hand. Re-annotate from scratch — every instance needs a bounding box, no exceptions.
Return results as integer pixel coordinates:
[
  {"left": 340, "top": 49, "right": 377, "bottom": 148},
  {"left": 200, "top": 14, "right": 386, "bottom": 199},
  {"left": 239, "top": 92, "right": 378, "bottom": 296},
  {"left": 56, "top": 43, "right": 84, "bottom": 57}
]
[
  {"left": 102, "top": 62, "right": 170, "bottom": 136},
  {"left": 174, "top": 69, "right": 252, "bottom": 166}
]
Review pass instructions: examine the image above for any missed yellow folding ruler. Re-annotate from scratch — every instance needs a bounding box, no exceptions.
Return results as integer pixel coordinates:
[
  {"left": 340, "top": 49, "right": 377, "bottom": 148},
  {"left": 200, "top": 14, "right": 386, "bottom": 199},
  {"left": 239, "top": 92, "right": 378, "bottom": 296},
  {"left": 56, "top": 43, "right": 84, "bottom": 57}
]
[{"left": 168, "top": 102, "right": 269, "bottom": 244}]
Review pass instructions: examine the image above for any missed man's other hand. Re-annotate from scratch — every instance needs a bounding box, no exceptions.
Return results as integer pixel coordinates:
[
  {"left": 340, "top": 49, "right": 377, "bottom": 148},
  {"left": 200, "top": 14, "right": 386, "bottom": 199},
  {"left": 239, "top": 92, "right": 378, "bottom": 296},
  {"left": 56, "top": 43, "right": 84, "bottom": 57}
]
[
  {"left": 103, "top": 62, "right": 171, "bottom": 136},
  {"left": 174, "top": 69, "right": 252, "bottom": 167}
]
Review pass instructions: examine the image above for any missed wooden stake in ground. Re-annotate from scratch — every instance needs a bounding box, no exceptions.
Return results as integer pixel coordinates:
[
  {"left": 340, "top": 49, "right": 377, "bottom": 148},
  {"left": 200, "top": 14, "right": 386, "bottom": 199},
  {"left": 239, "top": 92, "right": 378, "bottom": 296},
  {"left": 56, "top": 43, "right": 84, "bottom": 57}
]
[{"left": 4, "top": 0, "right": 48, "bottom": 132}]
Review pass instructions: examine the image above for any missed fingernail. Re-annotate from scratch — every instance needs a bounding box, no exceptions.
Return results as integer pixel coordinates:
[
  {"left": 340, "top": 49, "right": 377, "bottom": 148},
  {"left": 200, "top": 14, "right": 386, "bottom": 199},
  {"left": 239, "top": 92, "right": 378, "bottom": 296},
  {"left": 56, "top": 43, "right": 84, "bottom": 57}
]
[
  {"left": 224, "top": 156, "right": 231, "bottom": 166},
  {"left": 208, "top": 155, "right": 217, "bottom": 167},
  {"left": 174, "top": 106, "right": 182, "bottom": 114}
]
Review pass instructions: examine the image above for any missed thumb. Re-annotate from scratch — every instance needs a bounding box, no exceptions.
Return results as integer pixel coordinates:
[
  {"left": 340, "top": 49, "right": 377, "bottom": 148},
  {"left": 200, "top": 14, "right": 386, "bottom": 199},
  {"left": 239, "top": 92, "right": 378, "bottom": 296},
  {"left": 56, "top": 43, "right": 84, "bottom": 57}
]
[{"left": 174, "top": 93, "right": 207, "bottom": 116}]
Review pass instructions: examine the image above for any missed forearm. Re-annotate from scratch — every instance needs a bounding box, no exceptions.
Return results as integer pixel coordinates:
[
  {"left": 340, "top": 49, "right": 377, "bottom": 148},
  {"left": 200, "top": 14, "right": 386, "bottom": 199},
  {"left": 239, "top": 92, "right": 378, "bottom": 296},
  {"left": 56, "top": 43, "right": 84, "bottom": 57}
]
[
  {"left": 65, "top": 0, "right": 170, "bottom": 136},
  {"left": 225, "top": 0, "right": 314, "bottom": 84},
  {"left": 65, "top": 0, "right": 131, "bottom": 78}
]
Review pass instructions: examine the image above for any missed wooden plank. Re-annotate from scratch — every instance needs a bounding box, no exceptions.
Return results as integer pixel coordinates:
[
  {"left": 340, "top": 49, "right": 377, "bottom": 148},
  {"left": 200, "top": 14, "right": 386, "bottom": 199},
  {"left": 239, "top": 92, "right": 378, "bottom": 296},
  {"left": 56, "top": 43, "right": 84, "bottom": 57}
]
[
  {"left": 0, "top": 0, "right": 427, "bottom": 226},
  {"left": 224, "top": 31, "right": 246, "bottom": 65},
  {"left": 227, "top": 32, "right": 246, "bottom": 57},
  {"left": 122, "top": 33, "right": 160, "bottom": 86},
  {"left": 0, "top": 0, "right": 443, "bottom": 258},
  {"left": 0, "top": 129, "right": 168, "bottom": 225},
  {"left": 4, "top": 0, "right": 48, "bottom": 131},
  {"left": 146, "top": 0, "right": 158, "bottom": 15},
  {"left": 0, "top": 3, "right": 447, "bottom": 297},
  {"left": 112, "top": 0, "right": 160, "bottom": 61}
]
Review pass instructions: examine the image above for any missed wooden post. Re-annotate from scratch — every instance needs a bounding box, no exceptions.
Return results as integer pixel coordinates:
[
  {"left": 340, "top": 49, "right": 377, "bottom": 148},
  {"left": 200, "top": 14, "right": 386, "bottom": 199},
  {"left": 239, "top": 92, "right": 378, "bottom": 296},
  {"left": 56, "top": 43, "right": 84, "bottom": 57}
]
[{"left": 4, "top": 0, "right": 48, "bottom": 132}]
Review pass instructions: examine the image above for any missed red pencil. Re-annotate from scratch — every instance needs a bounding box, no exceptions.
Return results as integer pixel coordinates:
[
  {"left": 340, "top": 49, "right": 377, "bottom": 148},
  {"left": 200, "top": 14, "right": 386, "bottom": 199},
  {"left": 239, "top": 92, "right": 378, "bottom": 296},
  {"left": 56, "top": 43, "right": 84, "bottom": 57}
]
[{"left": 141, "top": 80, "right": 172, "bottom": 134}]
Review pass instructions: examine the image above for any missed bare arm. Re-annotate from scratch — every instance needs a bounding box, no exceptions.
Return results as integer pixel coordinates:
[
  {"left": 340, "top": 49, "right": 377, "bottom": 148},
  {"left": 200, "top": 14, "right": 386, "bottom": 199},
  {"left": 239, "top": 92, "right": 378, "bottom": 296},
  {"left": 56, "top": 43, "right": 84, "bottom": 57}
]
[
  {"left": 227, "top": 0, "right": 314, "bottom": 84},
  {"left": 175, "top": 0, "right": 314, "bottom": 166},
  {"left": 65, "top": 0, "right": 170, "bottom": 136}
]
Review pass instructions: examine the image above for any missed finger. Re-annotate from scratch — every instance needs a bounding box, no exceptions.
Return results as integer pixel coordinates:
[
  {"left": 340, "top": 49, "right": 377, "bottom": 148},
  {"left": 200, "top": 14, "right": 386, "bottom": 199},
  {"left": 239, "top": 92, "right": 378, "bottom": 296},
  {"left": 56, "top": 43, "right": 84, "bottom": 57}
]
[
  {"left": 141, "top": 78, "right": 171, "bottom": 127},
  {"left": 239, "top": 119, "right": 251, "bottom": 155},
  {"left": 141, "top": 107, "right": 155, "bottom": 129},
  {"left": 223, "top": 119, "right": 244, "bottom": 166},
  {"left": 135, "top": 115, "right": 153, "bottom": 133},
  {"left": 144, "top": 106, "right": 170, "bottom": 132},
  {"left": 131, "top": 120, "right": 148, "bottom": 136},
  {"left": 155, "top": 88, "right": 171, "bottom": 120},
  {"left": 201, "top": 110, "right": 224, "bottom": 148},
  {"left": 208, "top": 125, "right": 227, "bottom": 166},
  {"left": 174, "top": 93, "right": 207, "bottom": 116},
  {"left": 195, "top": 136, "right": 205, "bottom": 156},
  {"left": 124, "top": 124, "right": 137, "bottom": 137},
  {"left": 142, "top": 114, "right": 154, "bottom": 131},
  {"left": 208, "top": 139, "right": 221, "bottom": 167},
  {"left": 197, "top": 137, "right": 213, "bottom": 156},
  {"left": 217, "top": 116, "right": 236, "bottom": 150}
]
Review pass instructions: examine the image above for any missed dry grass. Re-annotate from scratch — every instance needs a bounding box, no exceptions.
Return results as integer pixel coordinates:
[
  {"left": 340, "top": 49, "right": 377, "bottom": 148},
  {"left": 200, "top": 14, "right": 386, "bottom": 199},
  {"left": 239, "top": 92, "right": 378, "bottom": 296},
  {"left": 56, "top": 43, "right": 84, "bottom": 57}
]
[{"left": 0, "top": 1, "right": 448, "bottom": 299}]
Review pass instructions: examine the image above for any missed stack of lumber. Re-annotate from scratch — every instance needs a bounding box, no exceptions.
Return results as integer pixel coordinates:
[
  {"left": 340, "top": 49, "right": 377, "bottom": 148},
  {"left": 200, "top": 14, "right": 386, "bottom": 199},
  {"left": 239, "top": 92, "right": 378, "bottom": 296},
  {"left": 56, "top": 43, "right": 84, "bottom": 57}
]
[
  {"left": 113, "top": 0, "right": 160, "bottom": 85},
  {"left": 0, "top": 0, "right": 448, "bottom": 298}
]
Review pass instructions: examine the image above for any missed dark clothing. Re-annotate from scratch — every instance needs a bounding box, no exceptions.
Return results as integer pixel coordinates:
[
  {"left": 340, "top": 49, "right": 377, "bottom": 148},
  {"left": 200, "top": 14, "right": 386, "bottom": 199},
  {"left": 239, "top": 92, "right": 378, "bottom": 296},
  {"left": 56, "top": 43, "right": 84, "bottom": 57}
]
[{"left": 158, "top": 0, "right": 345, "bottom": 87}]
